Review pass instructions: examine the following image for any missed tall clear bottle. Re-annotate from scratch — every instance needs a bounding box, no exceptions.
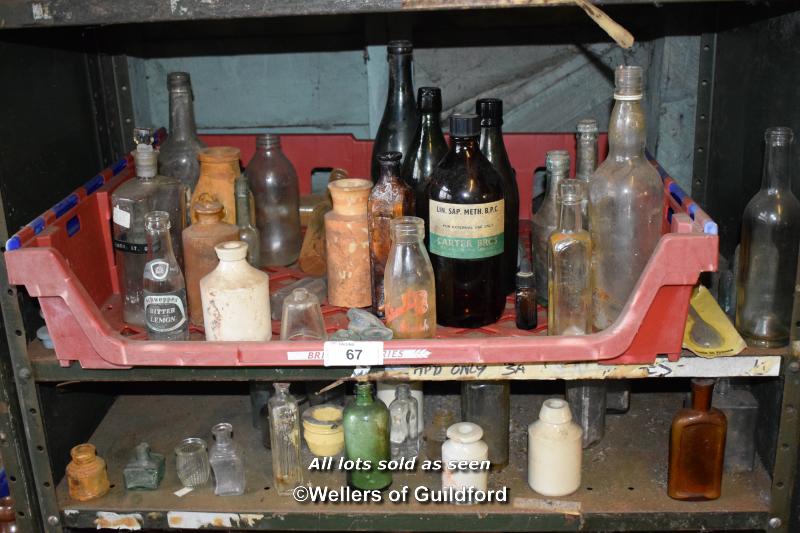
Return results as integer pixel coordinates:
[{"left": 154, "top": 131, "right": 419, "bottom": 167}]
[
  {"left": 589, "top": 65, "right": 664, "bottom": 331},
  {"left": 143, "top": 211, "right": 189, "bottom": 341},
  {"left": 384, "top": 216, "right": 436, "bottom": 339},
  {"left": 235, "top": 175, "right": 261, "bottom": 267},
  {"left": 477, "top": 98, "right": 519, "bottom": 295},
  {"left": 369, "top": 152, "right": 414, "bottom": 317},
  {"left": 268, "top": 383, "right": 303, "bottom": 496},
  {"left": 531, "top": 150, "right": 569, "bottom": 306},
  {"left": 575, "top": 118, "right": 599, "bottom": 229},
  {"left": 461, "top": 381, "right": 509, "bottom": 469},
  {"left": 208, "top": 423, "right": 245, "bottom": 496},
  {"left": 389, "top": 384, "right": 420, "bottom": 460},
  {"left": 736, "top": 127, "right": 800, "bottom": 347},
  {"left": 548, "top": 181, "right": 592, "bottom": 336},
  {"left": 113, "top": 129, "right": 186, "bottom": 326},
  {"left": 401, "top": 87, "right": 448, "bottom": 215},
  {"left": 423, "top": 114, "right": 506, "bottom": 328},
  {"left": 158, "top": 72, "right": 207, "bottom": 193},
  {"left": 244, "top": 134, "right": 302, "bottom": 266},
  {"left": 371, "top": 40, "right": 418, "bottom": 182}
]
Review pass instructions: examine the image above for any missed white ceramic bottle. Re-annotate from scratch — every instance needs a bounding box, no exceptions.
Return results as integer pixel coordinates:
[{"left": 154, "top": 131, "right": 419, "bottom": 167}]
[
  {"left": 200, "top": 241, "right": 271, "bottom": 341},
  {"left": 442, "top": 422, "right": 489, "bottom": 497},
  {"left": 528, "top": 398, "right": 583, "bottom": 497}
]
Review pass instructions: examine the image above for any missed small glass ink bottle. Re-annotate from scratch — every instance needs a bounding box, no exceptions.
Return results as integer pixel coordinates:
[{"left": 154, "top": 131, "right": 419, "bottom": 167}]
[{"left": 515, "top": 259, "right": 537, "bottom": 330}]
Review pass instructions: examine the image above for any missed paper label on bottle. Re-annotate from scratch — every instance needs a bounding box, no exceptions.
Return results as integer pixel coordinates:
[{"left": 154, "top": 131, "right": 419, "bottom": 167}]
[
  {"left": 144, "top": 289, "right": 187, "bottom": 333},
  {"left": 113, "top": 239, "right": 148, "bottom": 254},
  {"left": 113, "top": 206, "right": 131, "bottom": 229},
  {"left": 429, "top": 199, "right": 505, "bottom": 259},
  {"left": 323, "top": 341, "right": 384, "bottom": 367}
]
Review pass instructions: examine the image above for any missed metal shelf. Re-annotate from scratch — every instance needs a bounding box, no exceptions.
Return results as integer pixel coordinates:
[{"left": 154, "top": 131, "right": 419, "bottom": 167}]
[{"left": 58, "top": 392, "right": 770, "bottom": 531}]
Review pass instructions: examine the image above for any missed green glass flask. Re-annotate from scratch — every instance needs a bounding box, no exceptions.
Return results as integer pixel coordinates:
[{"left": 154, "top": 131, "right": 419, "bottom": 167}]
[{"left": 343, "top": 382, "right": 392, "bottom": 490}]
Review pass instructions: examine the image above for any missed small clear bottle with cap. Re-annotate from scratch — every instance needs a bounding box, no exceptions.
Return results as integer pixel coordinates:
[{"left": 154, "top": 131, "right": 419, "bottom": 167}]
[
  {"left": 235, "top": 175, "right": 261, "bottom": 267},
  {"left": 531, "top": 150, "right": 569, "bottom": 307},
  {"left": 280, "top": 288, "right": 327, "bottom": 341},
  {"left": 268, "top": 383, "right": 303, "bottom": 496},
  {"left": 589, "top": 65, "right": 664, "bottom": 331},
  {"left": 548, "top": 181, "right": 592, "bottom": 336},
  {"left": 528, "top": 398, "right": 582, "bottom": 497},
  {"left": 209, "top": 422, "right": 246, "bottom": 496},
  {"left": 575, "top": 118, "right": 599, "bottom": 229},
  {"left": 143, "top": 211, "right": 189, "bottom": 341},
  {"left": 112, "top": 128, "right": 186, "bottom": 326},
  {"left": 389, "top": 383, "right": 420, "bottom": 460},
  {"left": 423, "top": 114, "right": 506, "bottom": 328},
  {"left": 515, "top": 258, "right": 537, "bottom": 330},
  {"left": 158, "top": 72, "right": 207, "bottom": 193}
]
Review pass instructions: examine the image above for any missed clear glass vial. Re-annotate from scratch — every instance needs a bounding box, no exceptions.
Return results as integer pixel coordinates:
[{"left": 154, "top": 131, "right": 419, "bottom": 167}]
[
  {"left": 389, "top": 383, "right": 420, "bottom": 460},
  {"left": 209, "top": 422, "right": 246, "bottom": 496},
  {"left": 268, "top": 383, "right": 303, "bottom": 495}
]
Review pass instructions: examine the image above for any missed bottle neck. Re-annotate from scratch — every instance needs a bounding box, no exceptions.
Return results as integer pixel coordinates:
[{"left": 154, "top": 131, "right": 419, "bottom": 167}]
[
  {"left": 387, "top": 53, "right": 414, "bottom": 104},
  {"left": 235, "top": 193, "right": 251, "bottom": 227},
  {"left": 558, "top": 199, "right": 583, "bottom": 233},
  {"left": 377, "top": 162, "right": 402, "bottom": 185},
  {"left": 196, "top": 212, "right": 223, "bottom": 225},
  {"left": 146, "top": 228, "right": 176, "bottom": 262},
  {"left": 691, "top": 380, "right": 714, "bottom": 411},
  {"left": 355, "top": 384, "right": 374, "bottom": 405},
  {"left": 451, "top": 136, "right": 480, "bottom": 159},
  {"left": 762, "top": 139, "right": 792, "bottom": 191},
  {"left": 607, "top": 99, "right": 646, "bottom": 160},
  {"left": 480, "top": 125, "right": 511, "bottom": 162},
  {"left": 257, "top": 139, "right": 282, "bottom": 156},
  {"left": 576, "top": 134, "right": 599, "bottom": 180},
  {"left": 168, "top": 89, "right": 199, "bottom": 142},
  {"left": 420, "top": 112, "right": 442, "bottom": 135},
  {"left": 546, "top": 170, "right": 568, "bottom": 201},
  {"left": 212, "top": 429, "right": 232, "bottom": 447}
]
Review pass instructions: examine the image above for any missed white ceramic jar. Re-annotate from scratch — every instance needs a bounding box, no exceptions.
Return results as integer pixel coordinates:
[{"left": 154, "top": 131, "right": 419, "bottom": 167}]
[
  {"left": 200, "top": 241, "right": 271, "bottom": 341},
  {"left": 376, "top": 381, "right": 424, "bottom": 432},
  {"left": 441, "top": 422, "right": 489, "bottom": 494},
  {"left": 528, "top": 398, "right": 583, "bottom": 497}
]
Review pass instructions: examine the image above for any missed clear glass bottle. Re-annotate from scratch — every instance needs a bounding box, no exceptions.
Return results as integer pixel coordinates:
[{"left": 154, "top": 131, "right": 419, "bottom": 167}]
[
  {"left": 713, "top": 378, "right": 758, "bottom": 472},
  {"left": 531, "top": 150, "right": 569, "bottom": 307},
  {"left": 589, "top": 65, "right": 664, "bottom": 331},
  {"left": 423, "top": 114, "right": 506, "bottom": 328},
  {"left": 575, "top": 118, "right": 599, "bottom": 229},
  {"left": 113, "top": 128, "right": 186, "bottom": 326},
  {"left": 515, "top": 259, "right": 537, "bottom": 330},
  {"left": 158, "top": 72, "right": 207, "bottom": 193},
  {"left": 735, "top": 127, "right": 800, "bottom": 347},
  {"left": 123, "top": 442, "right": 165, "bottom": 491},
  {"left": 371, "top": 40, "right": 418, "bottom": 183},
  {"left": 401, "top": 87, "right": 448, "bottom": 216},
  {"left": 244, "top": 134, "right": 302, "bottom": 266},
  {"left": 384, "top": 216, "right": 436, "bottom": 339},
  {"left": 369, "top": 152, "right": 414, "bottom": 317},
  {"left": 268, "top": 383, "right": 303, "bottom": 496},
  {"left": 565, "top": 380, "right": 606, "bottom": 448},
  {"left": 461, "top": 381, "right": 509, "bottom": 469},
  {"left": 389, "top": 383, "right": 420, "bottom": 460},
  {"left": 209, "top": 422, "right": 245, "bottom": 496},
  {"left": 280, "top": 288, "right": 327, "bottom": 341},
  {"left": 235, "top": 175, "right": 261, "bottom": 267},
  {"left": 548, "top": 181, "right": 592, "bottom": 336},
  {"left": 143, "top": 211, "right": 189, "bottom": 341},
  {"left": 343, "top": 382, "right": 392, "bottom": 490},
  {"left": 425, "top": 408, "right": 456, "bottom": 461},
  {"left": 478, "top": 98, "right": 519, "bottom": 295}
]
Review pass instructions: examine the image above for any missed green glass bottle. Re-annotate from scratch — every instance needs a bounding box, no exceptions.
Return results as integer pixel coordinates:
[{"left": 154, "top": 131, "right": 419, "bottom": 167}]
[{"left": 343, "top": 382, "right": 392, "bottom": 490}]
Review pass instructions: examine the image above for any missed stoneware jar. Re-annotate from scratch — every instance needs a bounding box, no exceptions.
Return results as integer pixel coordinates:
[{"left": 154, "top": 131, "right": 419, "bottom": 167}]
[
  {"left": 200, "top": 241, "right": 271, "bottom": 341},
  {"left": 191, "top": 146, "right": 241, "bottom": 225},
  {"left": 441, "top": 422, "right": 489, "bottom": 496},
  {"left": 302, "top": 404, "right": 345, "bottom": 457},
  {"left": 528, "top": 398, "right": 583, "bottom": 497},
  {"left": 325, "top": 178, "right": 373, "bottom": 307},
  {"left": 66, "top": 443, "right": 111, "bottom": 502}
]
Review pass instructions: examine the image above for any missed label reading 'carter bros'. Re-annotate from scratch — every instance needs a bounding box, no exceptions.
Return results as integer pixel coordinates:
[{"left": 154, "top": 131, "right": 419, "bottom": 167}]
[{"left": 429, "top": 199, "right": 504, "bottom": 259}]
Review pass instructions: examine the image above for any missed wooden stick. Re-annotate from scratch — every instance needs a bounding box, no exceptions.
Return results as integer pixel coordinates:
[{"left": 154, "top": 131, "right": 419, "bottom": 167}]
[{"left": 574, "top": 0, "right": 635, "bottom": 49}]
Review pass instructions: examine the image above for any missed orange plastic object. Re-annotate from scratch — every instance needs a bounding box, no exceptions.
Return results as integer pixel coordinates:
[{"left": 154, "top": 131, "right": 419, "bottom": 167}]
[{"left": 4, "top": 134, "right": 717, "bottom": 369}]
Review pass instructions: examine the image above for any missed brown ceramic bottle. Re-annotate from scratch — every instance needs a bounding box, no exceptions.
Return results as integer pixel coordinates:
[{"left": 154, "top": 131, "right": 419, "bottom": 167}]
[
  {"left": 326, "top": 179, "right": 373, "bottom": 308},
  {"left": 183, "top": 198, "right": 239, "bottom": 326},
  {"left": 66, "top": 443, "right": 110, "bottom": 502},
  {"left": 190, "top": 146, "right": 241, "bottom": 225},
  {"left": 298, "top": 168, "right": 350, "bottom": 276},
  {"left": 369, "top": 152, "right": 414, "bottom": 317},
  {"left": 668, "top": 378, "right": 727, "bottom": 501}
]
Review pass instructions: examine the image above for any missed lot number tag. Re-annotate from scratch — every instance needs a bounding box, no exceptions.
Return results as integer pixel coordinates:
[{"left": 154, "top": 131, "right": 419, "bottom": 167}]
[{"left": 323, "top": 341, "right": 384, "bottom": 367}]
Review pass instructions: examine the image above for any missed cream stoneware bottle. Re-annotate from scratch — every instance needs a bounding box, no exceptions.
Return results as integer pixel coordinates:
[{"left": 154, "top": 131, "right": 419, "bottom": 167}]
[
  {"left": 441, "top": 421, "right": 489, "bottom": 498},
  {"left": 528, "top": 398, "right": 582, "bottom": 497}
]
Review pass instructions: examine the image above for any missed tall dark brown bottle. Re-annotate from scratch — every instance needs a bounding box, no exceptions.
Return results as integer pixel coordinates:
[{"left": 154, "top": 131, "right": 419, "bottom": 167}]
[
  {"left": 401, "top": 87, "right": 448, "bottom": 217},
  {"left": 423, "top": 114, "right": 506, "bottom": 328},
  {"left": 477, "top": 98, "right": 519, "bottom": 295},
  {"left": 668, "top": 378, "right": 727, "bottom": 501},
  {"left": 371, "top": 41, "right": 418, "bottom": 183}
]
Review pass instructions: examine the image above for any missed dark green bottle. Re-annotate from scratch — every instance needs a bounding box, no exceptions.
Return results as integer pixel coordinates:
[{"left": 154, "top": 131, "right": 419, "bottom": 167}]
[{"left": 343, "top": 382, "right": 392, "bottom": 490}]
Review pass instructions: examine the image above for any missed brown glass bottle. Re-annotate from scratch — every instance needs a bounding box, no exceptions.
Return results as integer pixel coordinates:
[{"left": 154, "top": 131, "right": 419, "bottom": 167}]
[
  {"left": 182, "top": 198, "right": 239, "bottom": 326},
  {"left": 369, "top": 152, "right": 414, "bottom": 317},
  {"left": 422, "top": 114, "right": 506, "bottom": 328},
  {"left": 668, "top": 378, "right": 727, "bottom": 501}
]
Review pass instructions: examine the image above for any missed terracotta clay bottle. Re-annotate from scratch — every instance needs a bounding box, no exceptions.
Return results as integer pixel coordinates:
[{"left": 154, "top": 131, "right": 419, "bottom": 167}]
[
  {"left": 190, "top": 146, "right": 241, "bottom": 225},
  {"left": 325, "top": 179, "right": 373, "bottom": 308},
  {"left": 298, "top": 168, "right": 350, "bottom": 276},
  {"left": 182, "top": 198, "right": 239, "bottom": 326},
  {"left": 668, "top": 378, "right": 727, "bottom": 501},
  {"left": 66, "top": 443, "right": 110, "bottom": 501}
]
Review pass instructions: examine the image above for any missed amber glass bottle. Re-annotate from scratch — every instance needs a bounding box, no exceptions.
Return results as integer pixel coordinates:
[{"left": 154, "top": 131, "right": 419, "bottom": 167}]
[
  {"left": 668, "top": 378, "right": 727, "bottom": 501},
  {"left": 423, "top": 114, "right": 505, "bottom": 328},
  {"left": 369, "top": 152, "right": 414, "bottom": 317}
]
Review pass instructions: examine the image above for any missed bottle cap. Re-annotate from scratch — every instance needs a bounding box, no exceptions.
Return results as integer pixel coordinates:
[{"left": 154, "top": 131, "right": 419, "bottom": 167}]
[
  {"left": 167, "top": 72, "right": 192, "bottom": 92},
  {"left": 446, "top": 422, "right": 483, "bottom": 443},
  {"left": 538, "top": 398, "right": 574, "bottom": 424},
  {"left": 133, "top": 128, "right": 158, "bottom": 178},
  {"left": 576, "top": 118, "right": 599, "bottom": 134},
  {"left": 449, "top": 114, "right": 480, "bottom": 137},
  {"left": 545, "top": 150, "right": 570, "bottom": 175},
  {"left": 417, "top": 87, "right": 442, "bottom": 113},
  {"left": 215, "top": 241, "right": 248, "bottom": 262},
  {"left": 516, "top": 258, "right": 534, "bottom": 289},
  {"left": 614, "top": 65, "right": 643, "bottom": 100},
  {"left": 476, "top": 98, "right": 503, "bottom": 127},
  {"left": 387, "top": 40, "right": 413, "bottom": 54},
  {"left": 377, "top": 151, "right": 403, "bottom": 164}
]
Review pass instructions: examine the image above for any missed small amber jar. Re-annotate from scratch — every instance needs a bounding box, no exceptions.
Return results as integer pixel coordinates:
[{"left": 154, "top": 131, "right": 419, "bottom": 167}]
[
  {"left": 190, "top": 146, "right": 241, "bottom": 225},
  {"left": 66, "top": 443, "right": 110, "bottom": 501}
]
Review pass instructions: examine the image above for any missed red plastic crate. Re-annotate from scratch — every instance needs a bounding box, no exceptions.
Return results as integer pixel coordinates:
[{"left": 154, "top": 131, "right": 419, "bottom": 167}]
[{"left": 4, "top": 133, "right": 718, "bottom": 369}]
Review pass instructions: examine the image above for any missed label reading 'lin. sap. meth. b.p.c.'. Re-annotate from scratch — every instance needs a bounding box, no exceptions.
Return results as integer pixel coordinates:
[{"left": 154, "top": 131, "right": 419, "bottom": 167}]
[{"left": 429, "top": 199, "right": 505, "bottom": 259}]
